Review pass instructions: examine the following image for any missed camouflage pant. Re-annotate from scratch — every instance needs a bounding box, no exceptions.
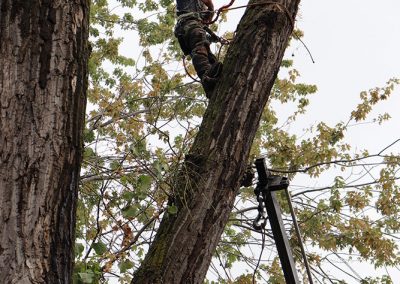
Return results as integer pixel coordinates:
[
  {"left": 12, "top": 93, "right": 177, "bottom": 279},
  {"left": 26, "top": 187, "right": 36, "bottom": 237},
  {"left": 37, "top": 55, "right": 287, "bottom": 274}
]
[{"left": 174, "top": 18, "right": 217, "bottom": 79}]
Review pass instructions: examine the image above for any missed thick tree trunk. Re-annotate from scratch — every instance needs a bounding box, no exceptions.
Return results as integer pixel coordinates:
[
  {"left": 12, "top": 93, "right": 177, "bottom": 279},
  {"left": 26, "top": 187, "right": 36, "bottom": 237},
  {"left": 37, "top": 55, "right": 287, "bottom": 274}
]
[
  {"left": 0, "top": 1, "right": 89, "bottom": 283},
  {"left": 132, "top": 0, "right": 300, "bottom": 283}
]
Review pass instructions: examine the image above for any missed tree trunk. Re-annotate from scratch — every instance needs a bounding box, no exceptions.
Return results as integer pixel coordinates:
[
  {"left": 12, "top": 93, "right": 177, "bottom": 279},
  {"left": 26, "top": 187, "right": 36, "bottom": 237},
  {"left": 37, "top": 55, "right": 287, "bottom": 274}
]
[
  {"left": 132, "top": 0, "right": 300, "bottom": 283},
  {"left": 0, "top": 1, "right": 89, "bottom": 283}
]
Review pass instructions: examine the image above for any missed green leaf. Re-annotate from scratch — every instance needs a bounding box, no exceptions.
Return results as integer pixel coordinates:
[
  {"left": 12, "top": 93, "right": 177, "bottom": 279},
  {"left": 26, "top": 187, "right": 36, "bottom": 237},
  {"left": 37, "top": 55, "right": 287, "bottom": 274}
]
[
  {"left": 167, "top": 205, "right": 178, "bottom": 215},
  {"left": 83, "top": 128, "right": 95, "bottom": 143},
  {"left": 110, "top": 160, "right": 121, "bottom": 170},
  {"left": 119, "top": 260, "right": 134, "bottom": 273},
  {"left": 122, "top": 206, "right": 138, "bottom": 219},
  {"left": 78, "top": 272, "right": 95, "bottom": 283},
  {"left": 75, "top": 242, "right": 85, "bottom": 258},
  {"left": 152, "top": 160, "right": 164, "bottom": 179},
  {"left": 138, "top": 175, "right": 152, "bottom": 191},
  {"left": 92, "top": 242, "right": 107, "bottom": 255},
  {"left": 121, "top": 190, "right": 135, "bottom": 201}
]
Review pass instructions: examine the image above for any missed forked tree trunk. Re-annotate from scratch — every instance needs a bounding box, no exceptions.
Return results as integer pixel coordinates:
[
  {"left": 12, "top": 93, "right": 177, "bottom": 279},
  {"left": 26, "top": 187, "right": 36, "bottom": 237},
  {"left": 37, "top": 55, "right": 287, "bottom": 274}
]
[
  {"left": 0, "top": 1, "right": 89, "bottom": 283},
  {"left": 132, "top": 0, "right": 301, "bottom": 283}
]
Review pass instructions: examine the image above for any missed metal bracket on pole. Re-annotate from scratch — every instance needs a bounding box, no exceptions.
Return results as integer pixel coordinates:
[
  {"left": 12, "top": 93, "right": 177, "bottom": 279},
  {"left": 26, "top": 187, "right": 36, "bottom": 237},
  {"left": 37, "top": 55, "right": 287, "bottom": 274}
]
[{"left": 254, "top": 158, "right": 300, "bottom": 284}]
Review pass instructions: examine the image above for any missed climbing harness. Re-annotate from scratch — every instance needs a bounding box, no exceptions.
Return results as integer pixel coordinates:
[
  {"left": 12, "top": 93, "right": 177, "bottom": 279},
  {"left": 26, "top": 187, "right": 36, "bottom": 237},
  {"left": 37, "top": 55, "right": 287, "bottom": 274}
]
[
  {"left": 203, "top": 26, "right": 230, "bottom": 45},
  {"left": 252, "top": 158, "right": 314, "bottom": 284}
]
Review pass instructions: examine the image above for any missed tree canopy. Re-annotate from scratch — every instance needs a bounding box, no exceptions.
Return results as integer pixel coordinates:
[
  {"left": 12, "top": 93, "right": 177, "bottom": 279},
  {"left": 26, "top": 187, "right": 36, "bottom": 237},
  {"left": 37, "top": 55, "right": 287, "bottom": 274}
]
[{"left": 74, "top": 0, "right": 400, "bottom": 283}]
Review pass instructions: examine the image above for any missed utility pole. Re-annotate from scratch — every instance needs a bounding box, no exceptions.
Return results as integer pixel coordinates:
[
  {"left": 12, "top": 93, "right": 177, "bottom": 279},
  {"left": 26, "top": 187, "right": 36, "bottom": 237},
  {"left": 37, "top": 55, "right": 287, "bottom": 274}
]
[{"left": 253, "top": 158, "right": 300, "bottom": 284}]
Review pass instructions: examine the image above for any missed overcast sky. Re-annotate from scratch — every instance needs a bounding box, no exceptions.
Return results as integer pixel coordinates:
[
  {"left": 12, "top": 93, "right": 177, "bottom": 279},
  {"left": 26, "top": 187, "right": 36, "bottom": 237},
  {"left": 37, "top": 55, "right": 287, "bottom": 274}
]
[
  {"left": 285, "top": 1, "right": 400, "bottom": 281},
  {"left": 212, "top": 0, "right": 400, "bottom": 154},
  {"left": 214, "top": 1, "right": 400, "bottom": 281},
  {"left": 292, "top": 0, "right": 399, "bottom": 150}
]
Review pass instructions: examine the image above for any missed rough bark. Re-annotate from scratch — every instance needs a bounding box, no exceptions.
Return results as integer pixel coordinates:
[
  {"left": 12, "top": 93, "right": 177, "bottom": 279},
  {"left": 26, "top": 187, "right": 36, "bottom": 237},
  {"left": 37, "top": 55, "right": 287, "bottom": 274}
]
[
  {"left": 0, "top": 0, "right": 90, "bottom": 283},
  {"left": 132, "top": 0, "right": 301, "bottom": 283}
]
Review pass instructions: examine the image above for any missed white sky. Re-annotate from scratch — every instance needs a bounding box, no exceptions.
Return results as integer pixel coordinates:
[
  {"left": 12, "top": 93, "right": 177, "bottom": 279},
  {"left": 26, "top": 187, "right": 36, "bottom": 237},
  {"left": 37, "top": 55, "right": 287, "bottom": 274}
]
[
  {"left": 211, "top": 1, "right": 400, "bottom": 282},
  {"left": 281, "top": 1, "right": 400, "bottom": 282},
  {"left": 184, "top": 0, "right": 400, "bottom": 153},
  {"left": 293, "top": 0, "right": 400, "bottom": 151}
]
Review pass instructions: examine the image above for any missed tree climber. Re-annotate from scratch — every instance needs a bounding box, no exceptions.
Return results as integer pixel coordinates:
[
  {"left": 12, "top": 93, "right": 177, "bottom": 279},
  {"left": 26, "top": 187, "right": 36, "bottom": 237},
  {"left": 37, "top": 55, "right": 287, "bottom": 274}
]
[{"left": 174, "top": 0, "right": 223, "bottom": 97}]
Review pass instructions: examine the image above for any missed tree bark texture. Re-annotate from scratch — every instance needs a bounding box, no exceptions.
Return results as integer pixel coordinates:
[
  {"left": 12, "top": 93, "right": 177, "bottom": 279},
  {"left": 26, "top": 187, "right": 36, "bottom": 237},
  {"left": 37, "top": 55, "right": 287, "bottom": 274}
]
[
  {"left": 132, "top": 0, "right": 301, "bottom": 283},
  {"left": 0, "top": 0, "right": 89, "bottom": 283}
]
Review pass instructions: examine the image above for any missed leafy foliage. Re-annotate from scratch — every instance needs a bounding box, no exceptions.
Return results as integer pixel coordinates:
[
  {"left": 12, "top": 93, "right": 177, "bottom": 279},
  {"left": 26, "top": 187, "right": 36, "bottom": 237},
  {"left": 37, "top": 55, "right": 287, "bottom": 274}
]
[{"left": 76, "top": 0, "right": 400, "bottom": 283}]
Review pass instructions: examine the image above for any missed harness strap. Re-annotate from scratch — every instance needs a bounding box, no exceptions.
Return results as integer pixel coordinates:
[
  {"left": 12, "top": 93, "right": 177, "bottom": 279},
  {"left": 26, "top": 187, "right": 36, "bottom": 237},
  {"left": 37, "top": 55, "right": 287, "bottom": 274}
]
[
  {"left": 177, "top": 12, "right": 198, "bottom": 21},
  {"left": 203, "top": 26, "right": 230, "bottom": 45}
]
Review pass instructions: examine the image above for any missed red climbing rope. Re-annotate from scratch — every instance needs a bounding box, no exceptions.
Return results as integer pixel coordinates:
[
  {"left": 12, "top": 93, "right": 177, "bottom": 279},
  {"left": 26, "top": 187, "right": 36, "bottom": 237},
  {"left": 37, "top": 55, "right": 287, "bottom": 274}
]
[
  {"left": 203, "top": 0, "right": 236, "bottom": 25},
  {"left": 182, "top": 56, "right": 201, "bottom": 83},
  {"left": 204, "top": 1, "right": 294, "bottom": 26}
]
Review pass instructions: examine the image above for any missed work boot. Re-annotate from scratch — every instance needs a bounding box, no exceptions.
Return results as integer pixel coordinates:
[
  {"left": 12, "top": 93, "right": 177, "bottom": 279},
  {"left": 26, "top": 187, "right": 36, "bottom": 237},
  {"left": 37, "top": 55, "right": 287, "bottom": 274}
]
[
  {"left": 201, "top": 62, "right": 223, "bottom": 98},
  {"left": 208, "top": 61, "right": 223, "bottom": 78},
  {"left": 201, "top": 75, "right": 218, "bottom": 98}
]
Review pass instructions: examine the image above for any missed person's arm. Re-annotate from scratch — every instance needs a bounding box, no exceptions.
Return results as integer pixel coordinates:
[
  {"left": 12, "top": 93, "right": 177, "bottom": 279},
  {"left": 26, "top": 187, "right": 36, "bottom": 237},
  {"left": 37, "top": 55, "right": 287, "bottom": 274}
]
[
  {"left": 201, "top": 0, "right": 214, "bottom": 21},
  {"left": 201, "top": 0, "right": 214, "bottom": 11}
]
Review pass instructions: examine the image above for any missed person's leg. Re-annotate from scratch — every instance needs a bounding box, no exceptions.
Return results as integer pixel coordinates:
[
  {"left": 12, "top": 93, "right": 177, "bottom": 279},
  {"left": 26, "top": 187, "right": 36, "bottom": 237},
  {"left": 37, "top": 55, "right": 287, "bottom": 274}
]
[
  {"left": 187, "top": 26, "right": 212, "bottom": 79},
  {"left": 174, "top": 22, "right": 191, "bottom": 56},
  {"left": 190, "top": 29, "right": 223, "bottom": 97},
  {"left": 179, "top": 20, "right": 222, "bottom": 97}
]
